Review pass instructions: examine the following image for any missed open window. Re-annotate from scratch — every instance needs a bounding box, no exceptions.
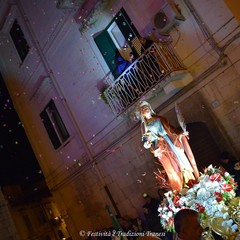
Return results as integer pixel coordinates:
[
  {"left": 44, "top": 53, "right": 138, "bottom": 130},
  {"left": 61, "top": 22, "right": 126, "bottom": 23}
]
[{"left": 94, "top": 8, "right": 141, "bottom": 78}]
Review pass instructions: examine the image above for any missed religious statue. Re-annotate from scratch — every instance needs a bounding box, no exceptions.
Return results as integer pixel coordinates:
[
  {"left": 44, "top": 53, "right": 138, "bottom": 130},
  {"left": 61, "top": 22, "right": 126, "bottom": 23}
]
[{"left": 136, "top": 101, "right": 199, "bottom": 191}]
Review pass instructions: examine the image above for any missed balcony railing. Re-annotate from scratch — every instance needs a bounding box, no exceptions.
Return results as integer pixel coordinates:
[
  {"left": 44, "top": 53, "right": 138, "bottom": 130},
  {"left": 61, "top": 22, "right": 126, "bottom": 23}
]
[{"left": 104, "top": 42, "right": 186, "bottom": 115}]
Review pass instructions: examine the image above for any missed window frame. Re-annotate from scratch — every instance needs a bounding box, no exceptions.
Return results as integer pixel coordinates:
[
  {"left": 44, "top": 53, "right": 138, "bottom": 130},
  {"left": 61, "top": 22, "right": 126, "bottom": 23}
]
[
  {"left": 10, "top": 19, "right": 30, "bottom": 62},
  {"left": 40, "top": 99, "right": 70, "bottom": 150},
  {"left": 94, "top": 8, "right": 141, "bottom": 79}
]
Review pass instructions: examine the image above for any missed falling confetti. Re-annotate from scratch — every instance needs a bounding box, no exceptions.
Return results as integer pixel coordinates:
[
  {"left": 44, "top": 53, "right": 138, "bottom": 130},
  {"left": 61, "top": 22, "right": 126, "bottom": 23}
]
[{"left": 0, "top": 76, "right": 45, "bottom": 187}]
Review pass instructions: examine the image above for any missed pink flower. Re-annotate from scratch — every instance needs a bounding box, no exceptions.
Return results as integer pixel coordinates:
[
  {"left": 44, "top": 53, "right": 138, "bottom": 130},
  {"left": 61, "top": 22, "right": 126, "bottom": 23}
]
[
  {"left": 214, "top": 192, "right": 223, "bottom": 202},
  {"left": 187, "top": 179, "right": 198, "bottom": 187},
  {"left": 209, "top": 173, "right": 222, "bottom": 182},
  {"left": 196, "top": 203, "right": 205, "bottom": 213},
  {"left": 229, "top": 177, "right": 235, "bottom": 183},
  {"left": 173, "top": 195, "right": 181, "bottom": 207},
  {"left": 221, "top": 183, "right": 233, "bottom": 192}
]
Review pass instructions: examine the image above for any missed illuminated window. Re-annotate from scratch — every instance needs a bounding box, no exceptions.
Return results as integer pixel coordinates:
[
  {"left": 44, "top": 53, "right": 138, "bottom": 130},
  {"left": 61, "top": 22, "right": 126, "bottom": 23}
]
[{"left": 40, "top": 100, "right": 70, "bottom": 149}]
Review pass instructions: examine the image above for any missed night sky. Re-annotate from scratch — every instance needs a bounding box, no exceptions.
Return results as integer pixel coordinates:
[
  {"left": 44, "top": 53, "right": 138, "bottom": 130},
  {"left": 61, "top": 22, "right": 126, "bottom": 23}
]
[{"left": 0, "top": 73, "right": 43, "bottom": 186}]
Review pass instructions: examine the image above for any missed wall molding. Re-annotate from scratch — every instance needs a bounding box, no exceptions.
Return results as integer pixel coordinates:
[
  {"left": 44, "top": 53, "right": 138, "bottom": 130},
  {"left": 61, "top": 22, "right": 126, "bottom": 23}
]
[{"left": 0, "top": 4, "right": 18, "bottom": 33}]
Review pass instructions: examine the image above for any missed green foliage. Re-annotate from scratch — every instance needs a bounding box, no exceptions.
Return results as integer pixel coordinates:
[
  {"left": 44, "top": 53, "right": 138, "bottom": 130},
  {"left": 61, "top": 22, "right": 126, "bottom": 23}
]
[{"left": 99, "top": 86, "right": 109, "bottom": 105}]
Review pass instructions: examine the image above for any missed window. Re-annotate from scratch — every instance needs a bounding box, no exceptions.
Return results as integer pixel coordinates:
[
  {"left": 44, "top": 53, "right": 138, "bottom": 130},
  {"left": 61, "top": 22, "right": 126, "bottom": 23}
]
[
  {"left": 10, "top": 19, "right": 29, "bottom": 62},
  {"left": 40, "top": 99, "right": 70, "bottom": 149},
  {"left": 23, "top": 215, "right": 33, "bottom": 230},
  {"left": 94, "top": 8, "right": 141, "bottom": 78}
]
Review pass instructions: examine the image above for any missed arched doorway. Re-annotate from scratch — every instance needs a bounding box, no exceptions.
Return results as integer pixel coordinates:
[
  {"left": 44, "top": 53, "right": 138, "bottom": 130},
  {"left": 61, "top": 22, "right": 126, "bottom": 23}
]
[{"left": 187, "top": 122, "right": 222, "bottom": 172}]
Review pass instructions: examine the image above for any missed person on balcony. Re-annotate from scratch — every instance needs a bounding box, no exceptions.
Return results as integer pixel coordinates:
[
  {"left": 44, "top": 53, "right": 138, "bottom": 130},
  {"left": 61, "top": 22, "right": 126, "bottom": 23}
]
[
  {"left": 113, "top": 49, "right": 139, "bottom": 106},
  {"left": 136, "top": 101, "right": 199, "bottom": 192},
  {"left": 116, "top": 51, "right": 135, "bottom": 75},
  {"left": 139, "top": 36, "right": 154, "bottom": 54}
]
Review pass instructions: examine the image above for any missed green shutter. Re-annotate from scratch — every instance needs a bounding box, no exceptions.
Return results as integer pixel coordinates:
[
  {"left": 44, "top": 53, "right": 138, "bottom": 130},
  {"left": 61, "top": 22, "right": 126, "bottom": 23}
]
[{"left": 94, "top": 30, "right": 118, "bottom": 78}]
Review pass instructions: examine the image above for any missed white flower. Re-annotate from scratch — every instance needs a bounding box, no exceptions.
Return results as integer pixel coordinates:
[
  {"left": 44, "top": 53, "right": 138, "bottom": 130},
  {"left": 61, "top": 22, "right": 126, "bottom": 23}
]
[
  {"left": 222, "top": 221, "right": 227, "bottom": 227},
  {"left": 167, "top": 211, "right": 173, "bottom": 217},
  {"left": 197, "top": 188, "right": 207, "bottom": 198},
  {"left": 231, "top": 224, "right": 238, "bottom": 232},
  {"left": 199, "top": 176, "right": 209, "bottom": 186},
  {"left": 207, "top": 164, "right": 214, "bottom": 170},
  {"left": 205, "top": 191, "right": 211, "bottom": 198},
  {"left": 215, "top": 212, "right": 223, "bottom": 217},
  {"left": 224, "top": 172, "right": 230, "bottom": 177},
  {"left": 222, "top": 212, "right": 229, "bottom": 219},
  {"left": 226, "top": 219, "right": 233, "bottom": 226},
  {"left": 217, "top": 204, "right": 224, "bottom": 211},
  {"left": 179, "top": 196, "right": 186, "bottom": 205},
  {"left": 186, "top": 188, "right": 195, "bottom": 194}
]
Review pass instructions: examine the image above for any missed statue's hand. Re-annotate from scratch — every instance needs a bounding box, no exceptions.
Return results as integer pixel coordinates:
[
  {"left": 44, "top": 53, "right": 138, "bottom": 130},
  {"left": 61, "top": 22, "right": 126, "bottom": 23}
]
[
  {"left": 142, "top": 134, "right": 152, "bottom": 149},
  {"left": 182, "top": 131, "right": 189, "bottom": 136},
  {"left": 180, "top": 131, "right": 189, "bottom": 140}
]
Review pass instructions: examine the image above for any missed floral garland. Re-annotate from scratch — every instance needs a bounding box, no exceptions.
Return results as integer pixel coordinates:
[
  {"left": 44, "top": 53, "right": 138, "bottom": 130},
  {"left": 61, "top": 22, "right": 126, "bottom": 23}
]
[{"left": 158, "top": 165, "right": 240, "bottom": 238}]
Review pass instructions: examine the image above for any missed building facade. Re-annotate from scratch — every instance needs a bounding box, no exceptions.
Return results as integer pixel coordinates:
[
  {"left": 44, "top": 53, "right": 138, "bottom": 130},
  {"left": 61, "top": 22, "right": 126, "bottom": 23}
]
[
  {"left": 0, "top": 187, "right": 19, "bottom": 240},
  {"left": 2, "top": 183, "right": 71, "bottom": 240},
  {"left": 0, "top": 0, "right": 240, "bottom": 239}
]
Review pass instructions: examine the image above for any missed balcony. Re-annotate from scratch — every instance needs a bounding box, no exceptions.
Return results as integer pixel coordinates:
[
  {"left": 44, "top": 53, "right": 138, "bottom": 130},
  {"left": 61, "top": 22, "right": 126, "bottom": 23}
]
[{"left": 104, "top": 42, "right": 189, "bottom": 116}]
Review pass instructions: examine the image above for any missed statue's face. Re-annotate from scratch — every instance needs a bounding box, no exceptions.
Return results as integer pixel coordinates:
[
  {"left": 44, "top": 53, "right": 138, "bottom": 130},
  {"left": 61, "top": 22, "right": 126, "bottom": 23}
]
[{"left": 140, "top": 105, "right": 150, "bottom": 116}]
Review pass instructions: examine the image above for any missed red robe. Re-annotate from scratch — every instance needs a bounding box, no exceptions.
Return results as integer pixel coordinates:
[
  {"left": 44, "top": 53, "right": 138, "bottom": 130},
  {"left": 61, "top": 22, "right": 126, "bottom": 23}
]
[{"left": 144, "top": 116, "right": 199, "bottom": 191}]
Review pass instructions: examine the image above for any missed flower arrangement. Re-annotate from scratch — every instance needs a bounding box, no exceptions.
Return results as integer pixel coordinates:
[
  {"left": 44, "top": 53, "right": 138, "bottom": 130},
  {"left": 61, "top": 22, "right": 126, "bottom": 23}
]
[
  {"left": 158, "top": 165, "right": 240, "bottom": 238},
  {"left": 99, "top": 86, "right": 109, "bottom": 105}
]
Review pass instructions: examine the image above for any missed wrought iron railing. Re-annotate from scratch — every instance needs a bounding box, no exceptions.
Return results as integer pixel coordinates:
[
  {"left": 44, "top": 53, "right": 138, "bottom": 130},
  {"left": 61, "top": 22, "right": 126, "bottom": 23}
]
[{"left": 104, "top": 42, "right": 186, "bottom": 115}]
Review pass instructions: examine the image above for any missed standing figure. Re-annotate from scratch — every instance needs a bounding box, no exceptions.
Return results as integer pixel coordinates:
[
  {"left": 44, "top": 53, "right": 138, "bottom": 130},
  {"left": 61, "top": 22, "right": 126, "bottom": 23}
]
[
  {"left": 137, "top": 101, "right": 199, "bottom": 191},
  {"left": 139, "top": 37, "right": 154, "bottom": 54}
]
